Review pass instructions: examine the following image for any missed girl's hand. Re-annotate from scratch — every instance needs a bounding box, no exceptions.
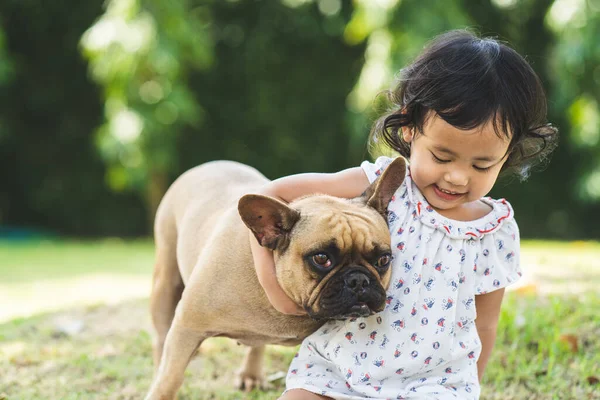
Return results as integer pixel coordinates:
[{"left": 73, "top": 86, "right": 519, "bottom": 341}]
[{"left": 249, "top": 230, "right": 307, "bottom": 316}]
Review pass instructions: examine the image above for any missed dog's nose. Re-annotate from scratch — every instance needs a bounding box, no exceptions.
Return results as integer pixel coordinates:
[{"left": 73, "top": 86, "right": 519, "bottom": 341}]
[{"left": 345, "top": 272, "right": 370, "bottom": 294}]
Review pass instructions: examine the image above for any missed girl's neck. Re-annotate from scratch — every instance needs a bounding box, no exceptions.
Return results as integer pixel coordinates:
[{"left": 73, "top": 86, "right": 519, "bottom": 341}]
[{"left": 430, "top": 199, "right": 493, "bottom": 222}]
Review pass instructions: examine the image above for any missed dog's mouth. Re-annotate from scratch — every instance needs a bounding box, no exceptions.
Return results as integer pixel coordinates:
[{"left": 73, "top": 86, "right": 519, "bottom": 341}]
[
  {"left": 347, "top": 302, "right": 372, "bottom": 318},
  {"left": 308, "top": 298, "right": 383, "bottom": 321},
  {"left": 306, "top": 269, "right": 387, "bottom": 321}
]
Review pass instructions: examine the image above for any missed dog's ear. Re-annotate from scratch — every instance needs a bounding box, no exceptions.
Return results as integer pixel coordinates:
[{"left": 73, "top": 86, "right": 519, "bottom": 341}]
[
  {"left": 238, "top": 194, "right": 301, "bottom": 250},
  {"left": 362, "top": 157, "right": 407, "bottom": 217}
]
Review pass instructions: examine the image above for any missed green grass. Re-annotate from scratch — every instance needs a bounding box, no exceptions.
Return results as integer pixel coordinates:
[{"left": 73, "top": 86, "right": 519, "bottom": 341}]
[
  {"left": 484, "top": 293, "right": 600, "bottom": 399},
  {"left": 0, "top": 299, "right": 295, "bottom": 400},
  {"left": 0, "top": 239, "right": 154, "bottom": 283},
  {"left": 0, "top": 239, "right": 599, "bottom": 399}
]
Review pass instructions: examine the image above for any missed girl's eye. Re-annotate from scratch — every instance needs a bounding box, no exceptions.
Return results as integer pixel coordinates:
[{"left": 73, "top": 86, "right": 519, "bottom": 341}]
[
  {"left": 431, "top": 153, "right": 450, "bottom": 163},
  {"left": 312, "top": 254, "right": 332, "bottom": 268},
  {"left": 376, "top": 254, "right": 392, "bottom": 269},
  {"left": 473, "top": 165, "right": 492, "bottom": 172}
]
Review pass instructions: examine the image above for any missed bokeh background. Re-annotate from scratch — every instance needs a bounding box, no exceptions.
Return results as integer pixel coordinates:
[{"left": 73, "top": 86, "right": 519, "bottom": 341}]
[
  {"left": 1, "top": 0, "right": 599, "bottom": 239},
  {"left": 1, "top": 0, "right": 599, "bottom": 399}
]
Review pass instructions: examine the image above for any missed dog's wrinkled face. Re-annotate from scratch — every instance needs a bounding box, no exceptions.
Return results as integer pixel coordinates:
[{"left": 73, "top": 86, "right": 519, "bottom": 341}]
[
  {"left": 276, "top": 197, "right": 392, "bottom": 320},
  {"left": 239, "top": 157, "right": 406, "bottom": 320}
]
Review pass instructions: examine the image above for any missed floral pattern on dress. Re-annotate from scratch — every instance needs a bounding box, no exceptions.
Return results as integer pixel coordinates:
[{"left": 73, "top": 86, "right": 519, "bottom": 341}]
[{"left": 285, "top": 156, "right": 522, "bottom": 400}]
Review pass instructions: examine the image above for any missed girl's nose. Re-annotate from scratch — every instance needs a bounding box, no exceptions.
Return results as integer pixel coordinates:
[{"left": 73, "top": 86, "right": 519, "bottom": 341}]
[{"left": 444, "top": 170, "right": 469, "bottom": 187}]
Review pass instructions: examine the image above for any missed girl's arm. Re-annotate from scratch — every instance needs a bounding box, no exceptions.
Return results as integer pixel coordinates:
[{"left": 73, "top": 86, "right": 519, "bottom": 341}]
[
  {"left": 474, "top": 288, "right": 505, "bottom": 381},
  {"left": 251, "top": 167, "right": 371, "bottom": 315}
]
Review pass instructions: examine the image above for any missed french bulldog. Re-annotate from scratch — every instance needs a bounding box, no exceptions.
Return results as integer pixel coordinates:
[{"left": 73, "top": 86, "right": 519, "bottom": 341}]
[{"left": 145, "top": 157, "right": 406, "bottom": 399}]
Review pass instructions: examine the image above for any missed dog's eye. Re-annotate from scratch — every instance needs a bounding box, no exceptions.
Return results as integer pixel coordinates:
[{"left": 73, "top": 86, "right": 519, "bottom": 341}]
[
  {"left": 312, "top": 254, "right": 332, "bottom": 268},
  {"left": 376, "top": 254, "right": 391, "bottom": 269}
]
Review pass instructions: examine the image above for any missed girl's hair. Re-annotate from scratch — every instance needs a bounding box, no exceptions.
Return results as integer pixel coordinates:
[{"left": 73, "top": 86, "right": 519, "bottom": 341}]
[{"left": 369, "top": 29, "right": 558, "bottom": 179}]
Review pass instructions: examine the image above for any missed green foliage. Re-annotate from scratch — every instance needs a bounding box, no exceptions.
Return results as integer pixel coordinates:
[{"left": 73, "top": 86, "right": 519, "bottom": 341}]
[
  {"left": 176, "top": 0, "right": 366, "bottom": 180},
  {"left": 0, "top": 28, "right": 13, "bottom": 84},
  {"left": 81, "top": 0, "right": 213, "bottom": 194},
  {"left": 547, "top": 0, "right": 600, "bottom": 202},
  {"left": 0, "top": 25, "right": 14, "bottom": 148},
  {"left": 0, "top": 0, "right": 150, "bottom": 237},
  {"left": 0, "top": 0, "right": 599, "bottom": 237}
]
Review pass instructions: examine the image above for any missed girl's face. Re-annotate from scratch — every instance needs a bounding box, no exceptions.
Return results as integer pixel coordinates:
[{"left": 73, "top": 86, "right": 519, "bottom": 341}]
[{"left": 402, "top": 113, "right": 511, "bottom": 213}]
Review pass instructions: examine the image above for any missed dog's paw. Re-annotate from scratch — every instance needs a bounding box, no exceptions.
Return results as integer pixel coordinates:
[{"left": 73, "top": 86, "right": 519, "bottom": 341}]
[{"left": 234, "top": 371, "right": 267, "bottom": 392}]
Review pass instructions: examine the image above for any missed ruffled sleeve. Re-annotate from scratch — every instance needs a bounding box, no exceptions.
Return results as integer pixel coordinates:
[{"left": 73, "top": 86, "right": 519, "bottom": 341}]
[
  {"left": 360, "top": 156, "right": 397, "bottom": 184},
  {"left": 473, "top": 215, "right": 522, "bottom": 295}
]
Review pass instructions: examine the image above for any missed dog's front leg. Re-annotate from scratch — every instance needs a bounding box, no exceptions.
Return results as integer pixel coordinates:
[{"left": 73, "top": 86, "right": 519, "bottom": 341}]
[
  {"left": 145, "top": 322, "right": 206, "bottom": 400},
  {"left": 235, "top": 345, "right": 266, "bottom": 391}
]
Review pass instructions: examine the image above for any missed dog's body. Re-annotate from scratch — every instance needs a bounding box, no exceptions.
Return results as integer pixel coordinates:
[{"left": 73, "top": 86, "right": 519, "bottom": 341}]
[
  {"left": 146, "top": 159, "right": 406, "bottom": 399},
  {"left": 152, "top": 161, "right": 320, "bottom": 346}
]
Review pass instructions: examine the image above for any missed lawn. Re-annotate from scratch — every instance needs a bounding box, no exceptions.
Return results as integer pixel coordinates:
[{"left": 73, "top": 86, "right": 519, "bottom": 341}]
[{"left": 0, "top": 240, "right": 599, "bottom": 399}]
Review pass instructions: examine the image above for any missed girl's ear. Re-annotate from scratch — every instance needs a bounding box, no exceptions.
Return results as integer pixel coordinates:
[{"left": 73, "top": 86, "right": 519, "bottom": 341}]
[{"left": 401, "top": 125, "right": 414, "bottom": 143}]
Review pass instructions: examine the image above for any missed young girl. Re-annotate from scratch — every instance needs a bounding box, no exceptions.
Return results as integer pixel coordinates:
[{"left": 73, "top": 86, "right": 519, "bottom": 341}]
[{"left": 250, "top": 30, "right": 558, "bottom": 399}]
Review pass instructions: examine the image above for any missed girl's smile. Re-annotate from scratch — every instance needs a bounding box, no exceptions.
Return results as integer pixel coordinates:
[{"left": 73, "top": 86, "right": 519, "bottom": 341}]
[{"left": 432, "top": 184, "right": 467, "bottom": 202}]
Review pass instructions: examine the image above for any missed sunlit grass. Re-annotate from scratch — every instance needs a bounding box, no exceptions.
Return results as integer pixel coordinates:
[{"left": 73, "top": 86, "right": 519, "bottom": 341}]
[
  {"left": 0, "top": 239, "right": 154, "bottom": 322},
  {"left": 0, "top": 239, "right": 599, "bottom": 399},
  {"left": 483, "top": 293, "right": 600, "bottom": 399},
  {"left": 0, "top": 239, "right": 154, "bottom": 283},
  {"left": 0, "top": 294, "right": 598, "bottom": 399}
]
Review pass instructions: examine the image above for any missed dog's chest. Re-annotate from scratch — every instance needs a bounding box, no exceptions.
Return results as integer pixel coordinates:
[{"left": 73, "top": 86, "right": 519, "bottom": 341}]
[{"left": 215, "top": 319, "right": 324, "bottom": 347}]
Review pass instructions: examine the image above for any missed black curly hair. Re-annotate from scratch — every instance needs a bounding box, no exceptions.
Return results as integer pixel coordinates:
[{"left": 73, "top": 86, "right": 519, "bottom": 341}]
[{"left": 369, "top": 29, "right": 558, "bottom": 180}]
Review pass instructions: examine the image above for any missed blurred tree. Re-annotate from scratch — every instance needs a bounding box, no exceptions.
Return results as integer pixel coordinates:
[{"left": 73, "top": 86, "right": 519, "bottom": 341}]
[
  {"left": 0, "top": 0, "right": 598, "bottom": 238},
  {"left": 81, "top": 0, "right": 213, "bottom": 228},
  {"left": 0, "top": 0, "right": 150, "bottom": 237},
  {"left": 0, "top": 28, "right": 12, "bottom": 84},
  {"left": 0, "top": 25, "right": 14, "bottom": 225},
  {"left": 81, "top": 0, "right": 368, "bottom": 229},
  {"left": 176, "top": 0, "right": 366, "bottom": 178},
  {"left": 547, "top": 0, "right": 600, "bottom": 206}
]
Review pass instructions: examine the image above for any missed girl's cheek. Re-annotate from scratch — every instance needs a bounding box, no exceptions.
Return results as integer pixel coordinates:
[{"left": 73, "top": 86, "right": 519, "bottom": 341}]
[{"left": 411, "top": 169, "right": 428, "bottom": 189}]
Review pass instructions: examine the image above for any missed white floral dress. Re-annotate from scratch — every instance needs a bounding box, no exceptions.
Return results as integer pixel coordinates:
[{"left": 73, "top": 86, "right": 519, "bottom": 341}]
[{"left": 285, "top": 156, "right": 522, "bottom": 399}]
